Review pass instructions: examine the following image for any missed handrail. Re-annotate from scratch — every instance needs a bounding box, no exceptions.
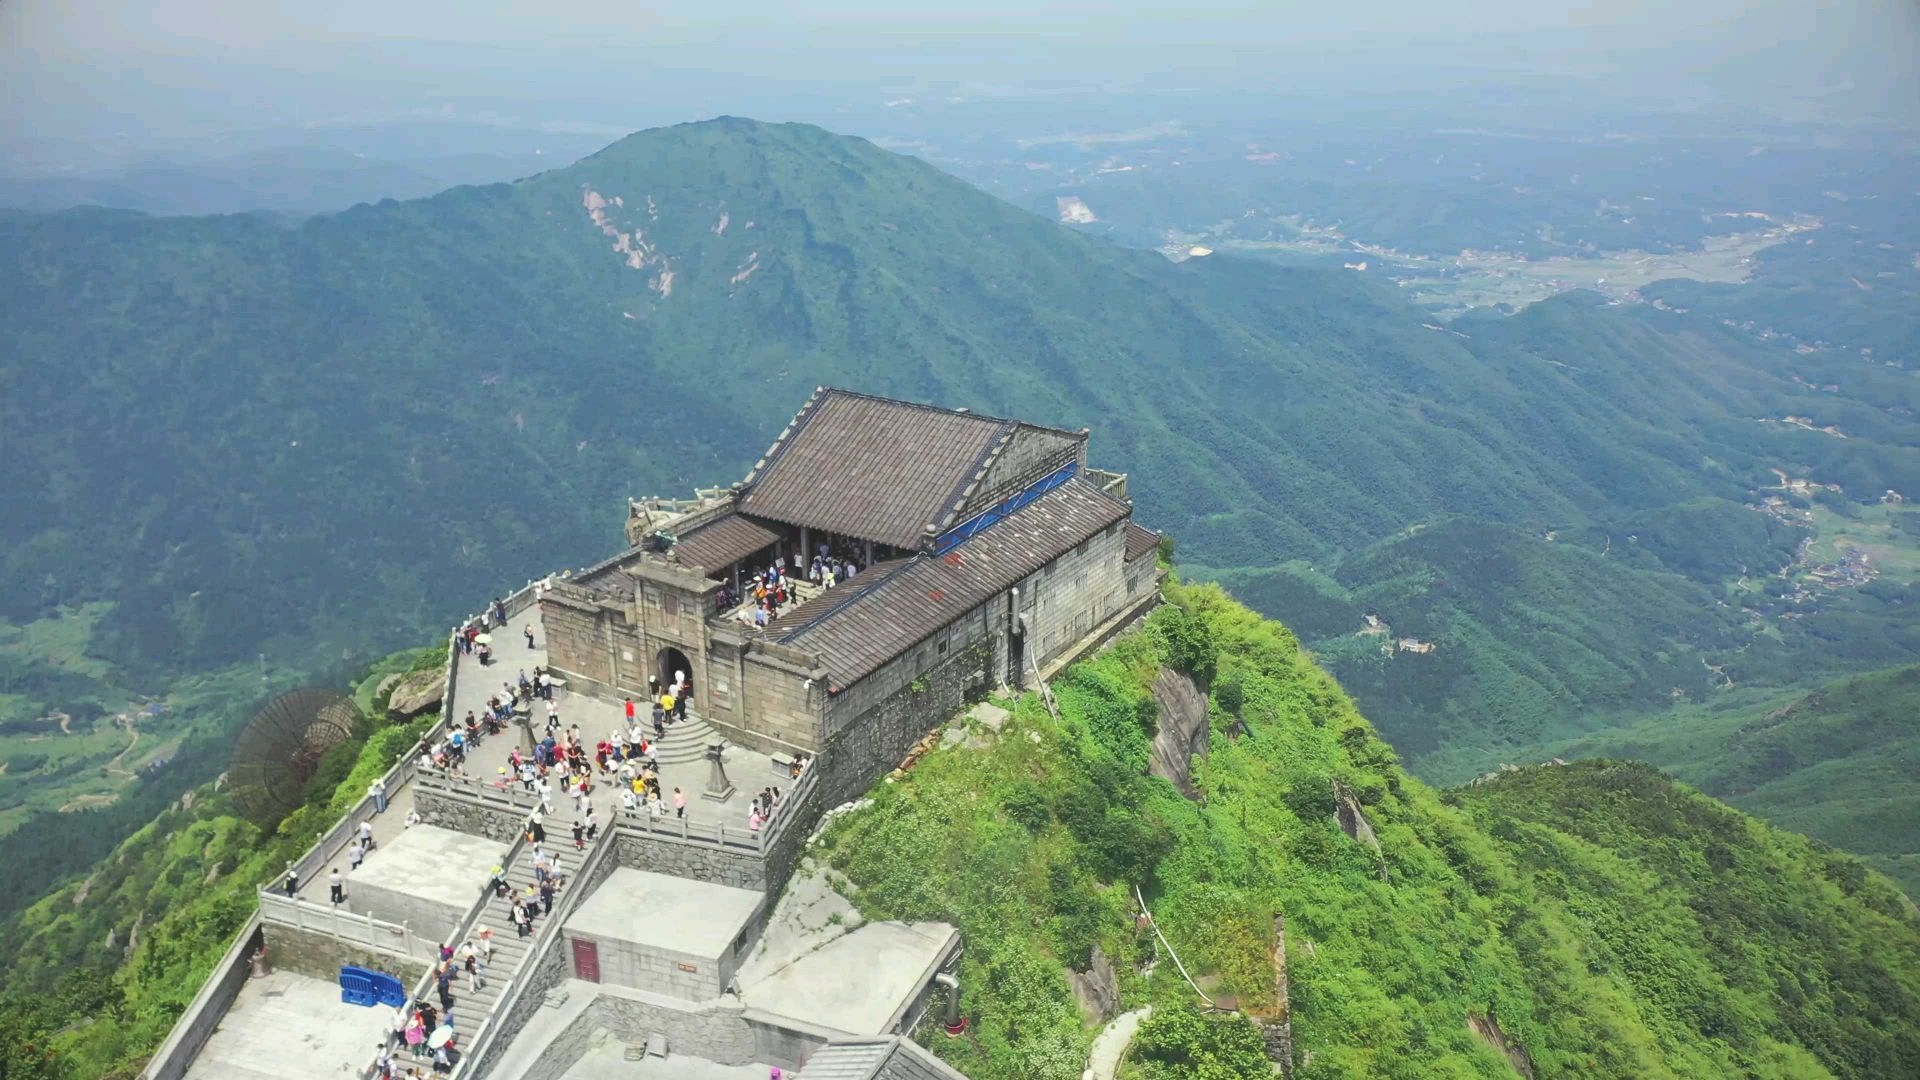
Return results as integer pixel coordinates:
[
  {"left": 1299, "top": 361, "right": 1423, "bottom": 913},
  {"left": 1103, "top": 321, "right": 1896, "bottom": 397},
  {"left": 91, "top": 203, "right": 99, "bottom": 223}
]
[
  {"left": 415, "top": 768, "right": 542, "bottom": 811},
  {"left": 257, "top": 892, "right": 420, "bottom": 960},
  {"left": 612, "top": 760, "right": 821, "bottom": 858}
]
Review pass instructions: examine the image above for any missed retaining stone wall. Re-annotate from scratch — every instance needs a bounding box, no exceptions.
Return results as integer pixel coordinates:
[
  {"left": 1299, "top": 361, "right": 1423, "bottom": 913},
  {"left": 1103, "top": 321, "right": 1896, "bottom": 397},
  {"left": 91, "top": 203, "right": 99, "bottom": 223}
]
[
  {"left": 595, "top": 993, "right": 759, "bottom": 1065},
  {"left": 611, "top": 828, "right": 768, "bottom": 893},
  {"left": 414, "top": 787, "right": 526, "bottom": 843},
  {"left": 265, "top": 922, "right": 428, "bottom": 986}
]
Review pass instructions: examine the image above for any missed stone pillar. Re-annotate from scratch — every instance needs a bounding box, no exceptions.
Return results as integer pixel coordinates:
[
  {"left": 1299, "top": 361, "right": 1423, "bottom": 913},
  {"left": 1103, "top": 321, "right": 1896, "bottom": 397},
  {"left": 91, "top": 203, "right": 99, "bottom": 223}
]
[{"left": 703, "top": 743, "right": 736, "bottom": 802}]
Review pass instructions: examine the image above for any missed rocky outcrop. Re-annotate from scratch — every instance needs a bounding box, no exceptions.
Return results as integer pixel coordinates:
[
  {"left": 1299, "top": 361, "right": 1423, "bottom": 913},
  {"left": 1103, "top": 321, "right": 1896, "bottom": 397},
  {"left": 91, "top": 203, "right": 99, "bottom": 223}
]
[
  {"left": 1069, "top": 944, "right": 1121, "bottom": 1025},
  {"left": 1149, "top": 667, "right": 1209, "bottom": 799},
  {"left": 1467, "top": 1012, "right": 1536, "bottom": 1079},
  {"left": 387, "top": 668, "right": 445, "bottom": 719},
  {"left": 1331, "top": 780, "right": 1388, "bottom": 881}
]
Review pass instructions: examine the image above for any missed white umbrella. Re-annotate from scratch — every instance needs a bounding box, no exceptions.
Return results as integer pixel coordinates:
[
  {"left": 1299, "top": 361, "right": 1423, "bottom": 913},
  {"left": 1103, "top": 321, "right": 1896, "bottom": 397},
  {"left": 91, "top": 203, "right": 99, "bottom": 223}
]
[
  {"left": 474, "top": 633, "right": 493, "bottom": 646},
  {"left": 429, "top": 1025, "right": 454, "bottom": 1049}
]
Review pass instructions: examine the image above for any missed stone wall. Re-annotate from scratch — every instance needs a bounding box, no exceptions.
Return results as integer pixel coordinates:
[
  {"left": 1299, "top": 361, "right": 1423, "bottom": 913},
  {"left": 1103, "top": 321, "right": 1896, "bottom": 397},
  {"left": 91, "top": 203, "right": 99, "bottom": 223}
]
[
  {"left": 748, "top": 1013, "right": 838, "bottom": 1071},
  {"left": 567, "top": 926, "right": 749, "bottom": 1001},
  {"left": 1018, "top": 518, "right": 1130, "bottom": 671},
  {"left": 542, "top": 591, "right": 614, "bottom": 689},
  {"left": 733, "top": 643, "right": 826, "bottom": 754},
  {"left": 610, "top": 826, "right": 769, "bottom": 894},
  {"left": 265, "top": 922, "right": 428, "bottom": 987},
  {"left": 413, "top": 785, "right": 528, "bottom": 843},
  {"left": 594, "top": 990, "right": 759, "bottom": 1065},
  {"left": 340, "top": 879, "right": 472, "bottom": 946},
  {"left": 824, "top": 600, "right": 995, "bottom": 739},
  {"left": 819, "top": 636, "right": 995, "bottom": 808}
]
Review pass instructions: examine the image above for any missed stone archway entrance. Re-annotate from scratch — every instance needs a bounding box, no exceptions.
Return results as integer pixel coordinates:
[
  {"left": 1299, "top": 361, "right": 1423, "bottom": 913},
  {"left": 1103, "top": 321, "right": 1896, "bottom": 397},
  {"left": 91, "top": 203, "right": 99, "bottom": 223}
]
[{"left": 656, "top": 646, "right": 692, "bottom": 693}]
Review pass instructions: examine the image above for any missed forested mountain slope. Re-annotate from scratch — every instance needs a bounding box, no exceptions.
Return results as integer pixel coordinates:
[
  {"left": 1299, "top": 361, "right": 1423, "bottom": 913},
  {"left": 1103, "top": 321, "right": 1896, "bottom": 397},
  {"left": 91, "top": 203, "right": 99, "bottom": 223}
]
[
  {"left": 2, "top": 117, "right": 1915, "bottom": 889},
  {"left": 1534, "top": 664, "right": 1920, "bottom": 894}
]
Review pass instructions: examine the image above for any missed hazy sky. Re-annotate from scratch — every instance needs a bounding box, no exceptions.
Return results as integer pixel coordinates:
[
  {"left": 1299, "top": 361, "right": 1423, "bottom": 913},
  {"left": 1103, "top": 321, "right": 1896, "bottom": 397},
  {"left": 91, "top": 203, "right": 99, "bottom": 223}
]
[{"left": 4, "top": 1, "right": 1916, "bottom": 164}]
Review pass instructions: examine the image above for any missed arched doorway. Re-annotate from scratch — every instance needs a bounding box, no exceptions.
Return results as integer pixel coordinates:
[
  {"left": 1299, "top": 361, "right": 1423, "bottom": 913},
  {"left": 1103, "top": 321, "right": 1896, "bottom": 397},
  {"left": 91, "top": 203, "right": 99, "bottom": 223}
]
[{"left": 656, "top": 647, "right": 692, "bottom": 694}]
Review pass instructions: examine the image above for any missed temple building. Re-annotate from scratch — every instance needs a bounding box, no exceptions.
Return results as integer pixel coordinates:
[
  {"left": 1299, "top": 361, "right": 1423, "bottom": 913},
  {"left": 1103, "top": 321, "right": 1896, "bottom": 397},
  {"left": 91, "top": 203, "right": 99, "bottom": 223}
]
[{"left": 540, "top": 387, "right": 1163, "bottom": 767}]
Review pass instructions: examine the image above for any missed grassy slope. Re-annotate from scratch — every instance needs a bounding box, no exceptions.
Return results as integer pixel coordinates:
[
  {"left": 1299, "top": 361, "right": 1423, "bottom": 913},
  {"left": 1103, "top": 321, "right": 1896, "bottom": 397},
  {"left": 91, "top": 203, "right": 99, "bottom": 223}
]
[{"left": 818, "top": 581, "right": 1920, "bottom": 1080}]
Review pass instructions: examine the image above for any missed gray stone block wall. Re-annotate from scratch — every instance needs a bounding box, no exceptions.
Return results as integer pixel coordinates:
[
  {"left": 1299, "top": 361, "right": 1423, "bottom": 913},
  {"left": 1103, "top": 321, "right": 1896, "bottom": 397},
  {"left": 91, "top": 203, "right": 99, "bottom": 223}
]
[
  {"left": 568, "top": 930, "right": 729, "bottom": 1000},
  {"left": 265, "top": 922, "right": 428, "bottom": 987},
  {"left": 819, "top": 637, "right": 995, "bottom": 808},
  {"left": 542, "top": 595, "right": 612, "bottom": 688},
  {"left": 594, "top": 992, "right": 759, "bottom": 1066},
  {"left": 1022, "top": 521, "right": 1129, "bottom": 670},
  {"left": 611, "top": 828, "right": 769, "bottom": 893},
  {"left": 413, "top": 787, "right": 527, "bottom": 843},
  {"left": 738, "top": 651, "right": 824, "bottom": 752},
  {"left": 749, "top": 1015, "right": 835, "bottom": 1072},
  {"left": 341, "top": 879, "right": 472, "bottom": 946}
]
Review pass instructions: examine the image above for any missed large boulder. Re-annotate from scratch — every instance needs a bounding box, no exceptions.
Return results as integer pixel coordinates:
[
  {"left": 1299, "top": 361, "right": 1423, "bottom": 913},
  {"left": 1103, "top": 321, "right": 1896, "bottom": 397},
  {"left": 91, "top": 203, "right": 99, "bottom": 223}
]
[
  {"left": 387, "top": 668, "right": 445, "bottom": 719},
  {"left": 1069, "top": 944, "right": 1121, "bottom": 1025},
  {"left": 1149, "top": 666, "right": 1209, "bottom": 799}
]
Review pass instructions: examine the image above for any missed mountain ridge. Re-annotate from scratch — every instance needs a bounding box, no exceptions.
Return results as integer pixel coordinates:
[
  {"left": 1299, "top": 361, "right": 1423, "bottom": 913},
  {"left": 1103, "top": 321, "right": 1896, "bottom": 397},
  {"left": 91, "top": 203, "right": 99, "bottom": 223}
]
[{"left": 1, "top": 115, "right": 1914, "bottom": 904}]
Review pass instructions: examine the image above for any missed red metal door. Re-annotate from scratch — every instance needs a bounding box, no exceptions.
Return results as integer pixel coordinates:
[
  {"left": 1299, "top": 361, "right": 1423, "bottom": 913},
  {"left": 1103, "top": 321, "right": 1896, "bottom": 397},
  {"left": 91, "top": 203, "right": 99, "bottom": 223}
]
[{"left": 571, "top": 937, "right": 600, "bottom": 982}]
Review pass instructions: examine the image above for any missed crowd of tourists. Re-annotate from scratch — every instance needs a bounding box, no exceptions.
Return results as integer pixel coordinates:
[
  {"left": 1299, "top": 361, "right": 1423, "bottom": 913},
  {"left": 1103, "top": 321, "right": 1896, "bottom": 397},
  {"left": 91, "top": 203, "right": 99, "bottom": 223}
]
[{"left": 725, "top": 543, "right": 867, "bottom": 628}]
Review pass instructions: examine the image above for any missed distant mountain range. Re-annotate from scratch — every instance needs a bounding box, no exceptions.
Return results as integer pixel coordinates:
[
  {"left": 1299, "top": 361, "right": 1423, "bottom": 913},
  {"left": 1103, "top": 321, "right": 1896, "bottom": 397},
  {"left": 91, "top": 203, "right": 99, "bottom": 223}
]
[{"left": 2, "top": 116, "right": 1915, "bottom": 860}]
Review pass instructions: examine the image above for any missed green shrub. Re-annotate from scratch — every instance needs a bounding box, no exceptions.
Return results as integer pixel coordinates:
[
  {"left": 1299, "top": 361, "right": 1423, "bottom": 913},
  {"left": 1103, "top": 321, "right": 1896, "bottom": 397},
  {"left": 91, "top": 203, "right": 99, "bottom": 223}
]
[{"left": 1132, "top": 1003, "right": 1272, "bottom": 1080}]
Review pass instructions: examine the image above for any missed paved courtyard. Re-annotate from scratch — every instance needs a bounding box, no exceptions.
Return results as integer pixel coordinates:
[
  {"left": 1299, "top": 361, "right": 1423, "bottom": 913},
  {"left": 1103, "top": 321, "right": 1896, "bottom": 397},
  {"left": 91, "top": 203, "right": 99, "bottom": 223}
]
[
  {"left": 184, "top": 969, "right": 387, "bottom": 1080},
  {"left": 446, "top": 606, "right": 792, "bottom": 835}
]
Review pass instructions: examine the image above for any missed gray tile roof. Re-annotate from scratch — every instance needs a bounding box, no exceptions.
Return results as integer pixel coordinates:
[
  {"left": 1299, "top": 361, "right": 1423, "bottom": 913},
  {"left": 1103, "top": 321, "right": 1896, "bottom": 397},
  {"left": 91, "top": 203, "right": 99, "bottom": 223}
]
[
  {"left": 738, "top": 389, "right": 1014, "bottom": 551},
  {"left": 1124, "top": 521, "right": 1161, "bottom": 562},
  {"left": 668, "top": 510, "right": 783, "bottom": 574},
  {"left": 796, "top": 1037, "right": 969, "bottom": 1080},
  {"left": 778, "top": 477, "right": 1130, "bottom": 691},
  {"left": 795, "top": 1039, "right": 891, "bottom": 1079}
]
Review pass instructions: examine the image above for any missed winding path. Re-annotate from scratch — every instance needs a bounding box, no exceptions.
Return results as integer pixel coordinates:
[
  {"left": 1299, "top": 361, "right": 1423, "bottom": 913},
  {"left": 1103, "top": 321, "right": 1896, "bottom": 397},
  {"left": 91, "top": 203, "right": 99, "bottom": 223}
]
[{"left": 1085, "top": 1006, "right": 1152, "bottom": 1080}]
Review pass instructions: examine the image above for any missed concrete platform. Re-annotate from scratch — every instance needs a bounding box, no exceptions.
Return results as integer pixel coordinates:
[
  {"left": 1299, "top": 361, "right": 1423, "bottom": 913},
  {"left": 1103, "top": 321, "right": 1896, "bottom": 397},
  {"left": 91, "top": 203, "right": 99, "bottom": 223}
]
[
  {"left": 450, "top": 606, "right": 791, "bottom": 831},
  {"left": 565, "top": 867, "right": 764, "bottom": 998},
  {"left": 184, "top": 970, "right": 387, "bottom": 1080},
  {"left": 569, "top": 867, "right": 764, "bottom": 960},
  {"left": 347, "top": 824, "right": 506, "bottom": 941},
  {"left": 740, "top": 921, "right": 957, "bottom": 1036}
]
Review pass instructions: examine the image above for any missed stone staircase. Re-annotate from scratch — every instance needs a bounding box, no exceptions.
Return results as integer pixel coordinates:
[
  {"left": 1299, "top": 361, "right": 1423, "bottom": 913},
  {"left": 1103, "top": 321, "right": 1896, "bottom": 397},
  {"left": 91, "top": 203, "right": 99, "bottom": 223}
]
[
  {"left": 649, "top": 713, "right": 725, "bottom": 766},
  {"left": 395, "top": 843, "right": 569, "bottom": 1067}
]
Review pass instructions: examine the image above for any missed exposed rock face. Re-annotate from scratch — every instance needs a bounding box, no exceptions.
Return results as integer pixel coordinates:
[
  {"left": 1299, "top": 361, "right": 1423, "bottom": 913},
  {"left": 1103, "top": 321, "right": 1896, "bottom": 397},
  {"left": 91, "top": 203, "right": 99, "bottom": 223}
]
[
  {"left": 387, "top": 668, "right": 445, "bottom": 718},
  {"left": 375, "top": 672, "right": 404, "bottom": 699},
  {"left": 1070, "top": 943, "right": 1122, "bottom": 1025},
  {"left": 1468, "top": 1012, "right": 1536, "bottom": 1079},
  {"left": 1149, "top": 667, "right": 1209, "bottom": 799},
  {"left": 1331, "top": 780, "right": 1388, "bottom": 881}
]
